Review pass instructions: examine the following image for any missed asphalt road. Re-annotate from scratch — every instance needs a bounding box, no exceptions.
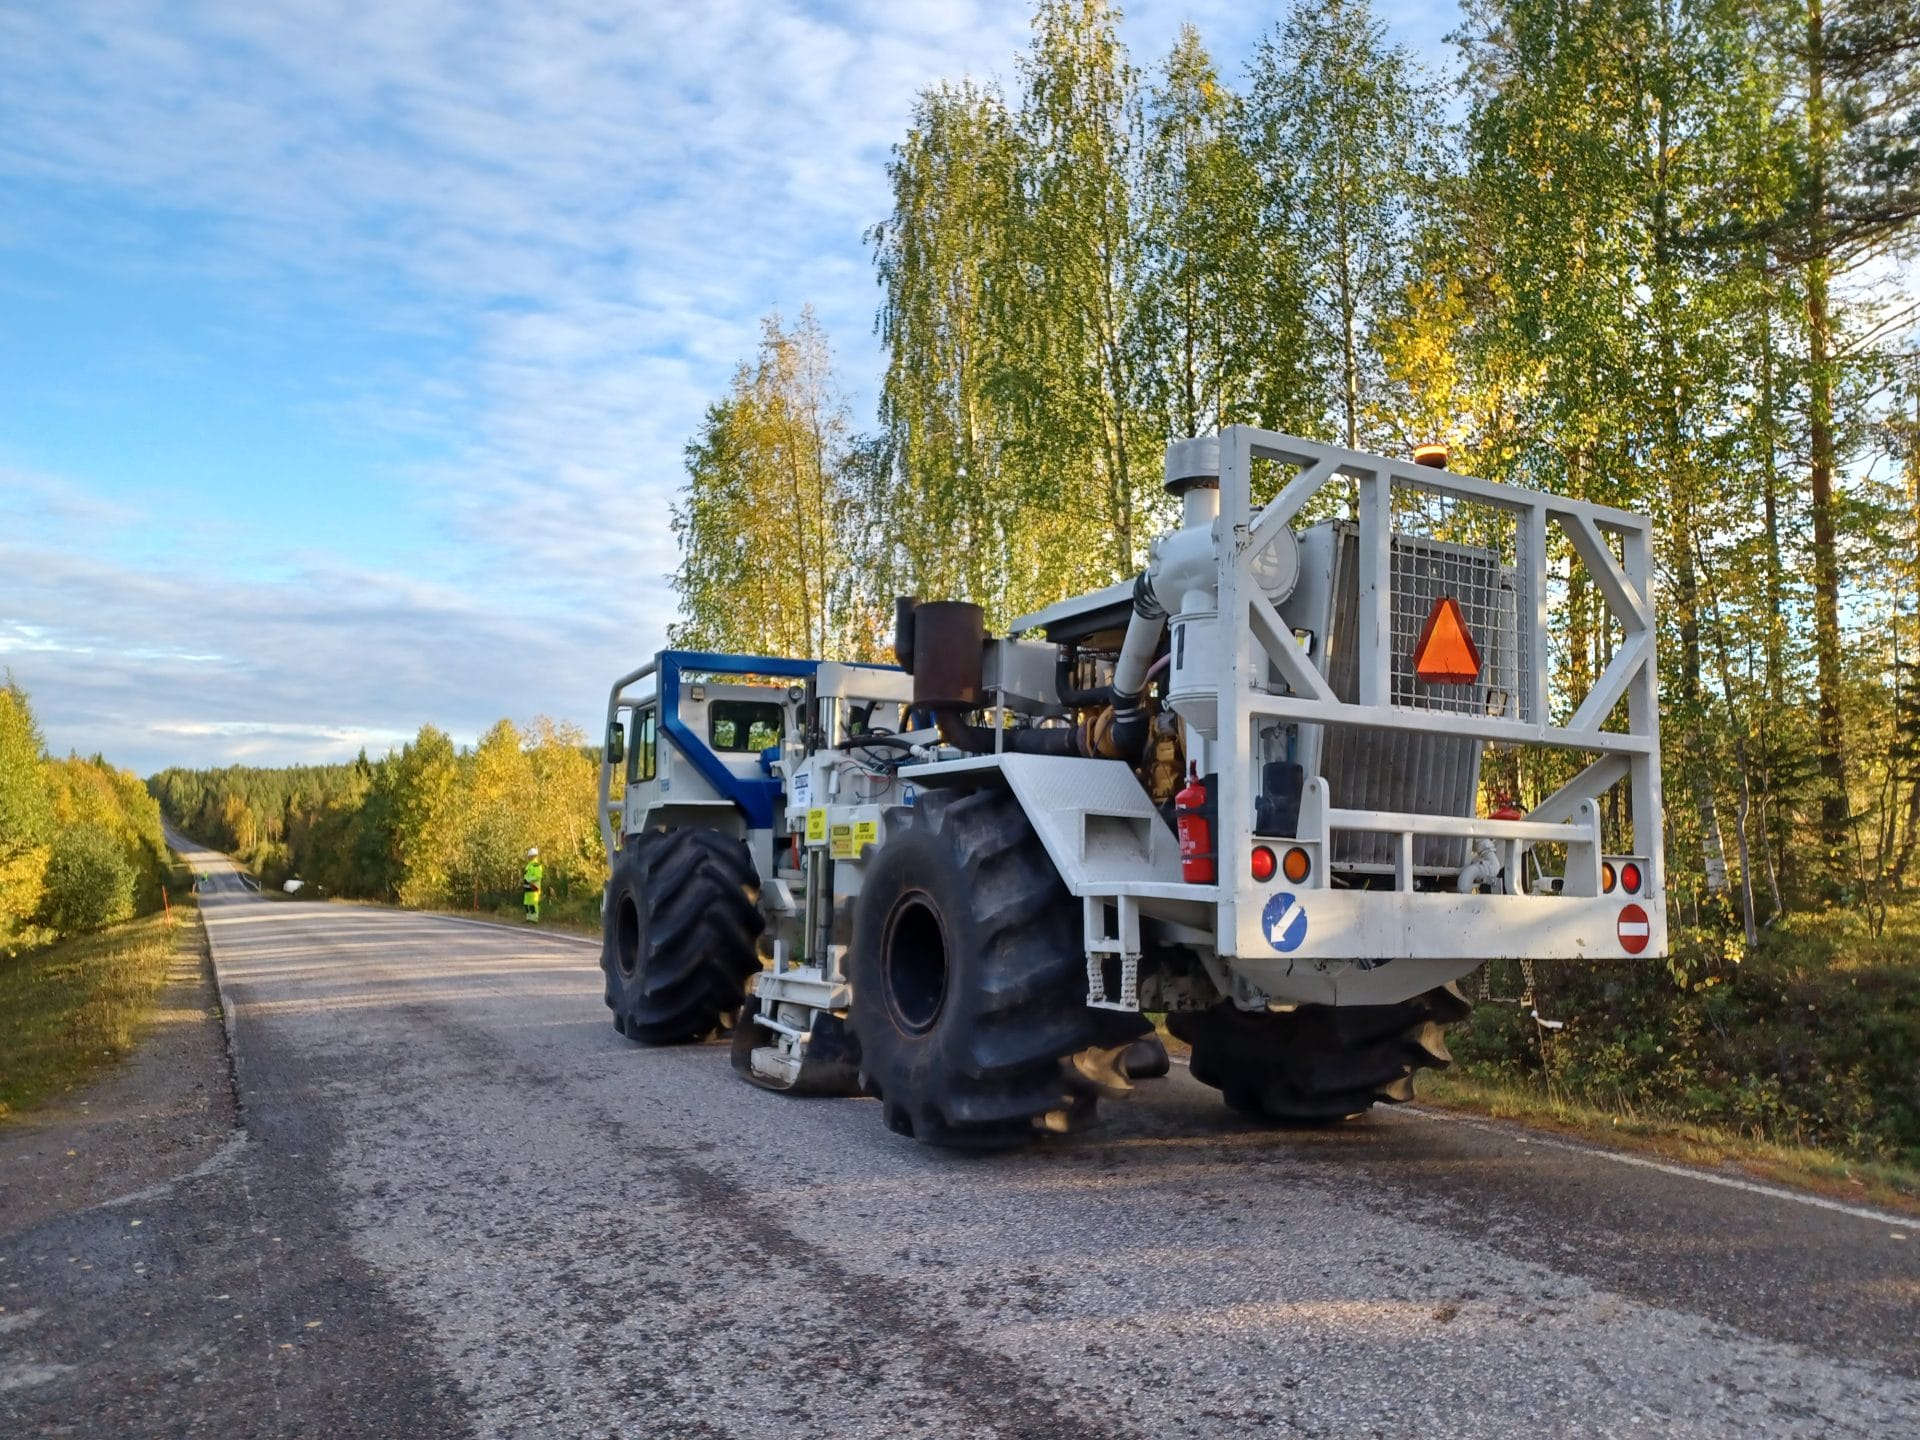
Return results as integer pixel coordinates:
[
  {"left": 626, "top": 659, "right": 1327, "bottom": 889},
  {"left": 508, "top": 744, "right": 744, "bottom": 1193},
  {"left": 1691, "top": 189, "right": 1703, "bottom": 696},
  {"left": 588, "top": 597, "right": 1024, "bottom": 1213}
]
[{"left": 6, "top": 833, "right": 1918, "bottom": 1438}]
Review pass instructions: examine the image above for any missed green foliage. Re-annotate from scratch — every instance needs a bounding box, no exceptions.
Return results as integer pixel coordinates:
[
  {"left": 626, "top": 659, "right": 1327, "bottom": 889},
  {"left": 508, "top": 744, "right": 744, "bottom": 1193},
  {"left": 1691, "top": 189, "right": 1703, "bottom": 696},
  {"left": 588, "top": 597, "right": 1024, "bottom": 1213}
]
[
  {"left": 0, "top": 674, "right": 53, "bottom": 859},
  {"left": 1138, "top": 28, "right": 1314, "bottom": 443},
  {"left": 868, "top": 79, "right": 1029, "bottom": 623},
  {"left": 868, "top": 1, "right": 1299, "bottom": 624},
  {"left": 37, "top": 824, "right": 137, "bottom": 935},
  {"left": 1247, "top": 0, "right": 1438, "bottom": 449},
  {"left": 1455, "top": 906, "right": 1920, "bottom": 1165},
  {"left": 0, "top": 677, "right": 55, "bottom": 946},
  {"left": 149, "top": 716, "right": 607, "bottom": 918},
  {"left": 1, "top": 679, "right": 169, "bottom": 948},
  {"left": 669, "top": 309, "right": 886, "bottom": 659}
]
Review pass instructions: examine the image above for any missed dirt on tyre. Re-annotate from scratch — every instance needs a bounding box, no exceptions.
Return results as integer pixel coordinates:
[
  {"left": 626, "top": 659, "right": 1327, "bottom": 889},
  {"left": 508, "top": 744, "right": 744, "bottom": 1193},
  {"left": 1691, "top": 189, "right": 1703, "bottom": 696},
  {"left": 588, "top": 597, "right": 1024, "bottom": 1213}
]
[
  {"left": 848, "top": 789, "right": 1144, "bottom": 1150},
  {"left": 1169, "top": 984, "right": 1471, "bottom": 1122},
  {"left": 602, "top": 828, "right": 764, "bottom": 1044}
]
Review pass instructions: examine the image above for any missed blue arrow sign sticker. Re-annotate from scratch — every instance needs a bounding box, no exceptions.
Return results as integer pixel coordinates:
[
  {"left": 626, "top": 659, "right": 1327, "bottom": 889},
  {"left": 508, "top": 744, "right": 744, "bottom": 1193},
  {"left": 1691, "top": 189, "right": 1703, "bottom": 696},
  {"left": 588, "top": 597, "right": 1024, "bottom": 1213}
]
[{"left": 1262, "top": 891, "right": 1308, "bottom": 953}]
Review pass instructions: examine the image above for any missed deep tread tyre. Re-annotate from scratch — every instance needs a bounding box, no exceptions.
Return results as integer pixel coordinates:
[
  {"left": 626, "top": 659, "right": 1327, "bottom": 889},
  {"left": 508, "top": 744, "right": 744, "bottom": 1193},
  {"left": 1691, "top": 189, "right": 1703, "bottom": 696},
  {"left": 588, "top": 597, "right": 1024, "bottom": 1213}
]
[
  {"left": 1169, "top": 984, "right": 1471, "bottom": 1122},
  {"left": 849, "top": 790, "right": 1128, "bottom": 1149},
  {"left": 601, "top": 828, "right": 764, "bottom": 1045}
]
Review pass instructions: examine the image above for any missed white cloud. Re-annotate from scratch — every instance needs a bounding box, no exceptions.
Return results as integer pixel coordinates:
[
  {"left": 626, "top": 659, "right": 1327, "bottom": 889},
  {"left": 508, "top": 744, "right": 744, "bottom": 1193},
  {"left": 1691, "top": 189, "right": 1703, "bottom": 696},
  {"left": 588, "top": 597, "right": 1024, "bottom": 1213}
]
[
  {"left": 1, "top": 533, "right": 637, "bottom": 773},
  {"left": 0, "top": 0, "right": 1324, "bottom": 770}
]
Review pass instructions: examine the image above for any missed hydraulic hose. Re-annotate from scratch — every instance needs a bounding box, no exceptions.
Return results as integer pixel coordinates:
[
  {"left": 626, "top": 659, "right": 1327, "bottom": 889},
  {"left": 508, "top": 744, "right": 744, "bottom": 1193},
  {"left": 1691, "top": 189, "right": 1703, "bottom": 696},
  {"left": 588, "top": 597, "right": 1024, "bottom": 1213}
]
[
  {"left": 1108, "top": 572, "right": 1167, "bottom": 757},
  {"left": 1055, "top": 650, "right": 1109, "bottom": 709},
  {"left": 933, "top": 708, "right": 1083, "bottom": 757}
]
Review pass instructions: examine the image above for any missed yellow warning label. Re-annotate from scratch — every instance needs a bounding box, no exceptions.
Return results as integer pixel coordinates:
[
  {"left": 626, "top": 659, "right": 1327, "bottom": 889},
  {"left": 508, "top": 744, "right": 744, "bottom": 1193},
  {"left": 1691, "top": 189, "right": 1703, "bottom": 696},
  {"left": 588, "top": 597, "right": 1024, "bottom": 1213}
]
[
  {"left": 853, "top": 819, "right": 878, "bottom": 853},
  {"left": 829, "top": 822, "right": 855, "bottom": 859},
  {"left": 806, "top": 808, "right": 827, "bottom": 844}
]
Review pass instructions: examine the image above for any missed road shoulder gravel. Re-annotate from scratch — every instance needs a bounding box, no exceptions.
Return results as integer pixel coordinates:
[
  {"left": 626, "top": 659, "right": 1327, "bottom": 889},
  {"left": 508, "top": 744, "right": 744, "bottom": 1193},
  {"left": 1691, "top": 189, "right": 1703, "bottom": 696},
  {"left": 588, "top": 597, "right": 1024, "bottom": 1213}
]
[
  {"left": 2, "top": 861, "right": 474, "bottom": 1439},
  {"left": 0, "top": 906, "right": 238, "bottom": 1235}
]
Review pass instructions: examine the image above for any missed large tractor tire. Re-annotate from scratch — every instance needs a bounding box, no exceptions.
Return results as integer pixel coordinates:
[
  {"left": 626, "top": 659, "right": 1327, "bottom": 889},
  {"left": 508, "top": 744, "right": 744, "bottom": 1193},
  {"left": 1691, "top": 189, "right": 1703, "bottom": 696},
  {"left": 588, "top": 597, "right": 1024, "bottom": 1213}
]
[
  {"left": 1169, "top": 984, "right": 1471, "bottom": 1123},
  {"left": 602, "top": 827, "right": 764, "bottom": 1045},
  {"left": 849, "top": 789, "right": 1145, "bottom": 1149}
]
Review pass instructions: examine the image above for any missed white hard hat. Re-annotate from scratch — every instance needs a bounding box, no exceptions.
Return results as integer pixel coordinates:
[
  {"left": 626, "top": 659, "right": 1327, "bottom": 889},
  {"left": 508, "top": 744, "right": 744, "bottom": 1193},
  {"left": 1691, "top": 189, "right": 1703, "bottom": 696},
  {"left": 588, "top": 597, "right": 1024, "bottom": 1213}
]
[{"left": 526, "top": 847, "right": 538, "bottom": 857}]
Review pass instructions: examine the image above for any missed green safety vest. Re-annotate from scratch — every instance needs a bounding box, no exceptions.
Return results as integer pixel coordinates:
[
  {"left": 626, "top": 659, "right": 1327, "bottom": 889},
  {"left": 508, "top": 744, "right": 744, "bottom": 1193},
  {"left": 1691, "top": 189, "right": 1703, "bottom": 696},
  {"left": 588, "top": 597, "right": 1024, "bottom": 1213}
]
[{"left": 523, "top": 861, "right": 543, "bottom": 891}]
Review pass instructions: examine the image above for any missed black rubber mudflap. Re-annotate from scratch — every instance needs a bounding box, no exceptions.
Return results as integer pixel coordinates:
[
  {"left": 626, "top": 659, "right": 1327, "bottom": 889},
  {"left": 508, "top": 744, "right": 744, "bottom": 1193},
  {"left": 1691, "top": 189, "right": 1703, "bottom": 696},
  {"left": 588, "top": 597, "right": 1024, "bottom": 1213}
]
[{"left": 1169, "top": 984, "right": 1472, "bottom": 1122}]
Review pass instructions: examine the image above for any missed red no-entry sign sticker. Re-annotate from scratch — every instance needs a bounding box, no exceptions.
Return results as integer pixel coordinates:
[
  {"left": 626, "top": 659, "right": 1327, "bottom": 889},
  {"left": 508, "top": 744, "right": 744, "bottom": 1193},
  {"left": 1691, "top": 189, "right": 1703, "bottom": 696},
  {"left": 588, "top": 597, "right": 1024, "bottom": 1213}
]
[{"left": 1618, "top": 903, "right": 1651, "bottom": 954}]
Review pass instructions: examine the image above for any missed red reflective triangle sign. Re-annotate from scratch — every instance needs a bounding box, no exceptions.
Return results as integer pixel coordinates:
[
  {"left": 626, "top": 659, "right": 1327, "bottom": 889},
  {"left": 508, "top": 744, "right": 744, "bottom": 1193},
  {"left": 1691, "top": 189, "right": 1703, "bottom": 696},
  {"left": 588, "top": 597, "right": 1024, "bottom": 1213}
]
[{"left": 1412, "top": 595, "right": 1482, "bottom": 684}]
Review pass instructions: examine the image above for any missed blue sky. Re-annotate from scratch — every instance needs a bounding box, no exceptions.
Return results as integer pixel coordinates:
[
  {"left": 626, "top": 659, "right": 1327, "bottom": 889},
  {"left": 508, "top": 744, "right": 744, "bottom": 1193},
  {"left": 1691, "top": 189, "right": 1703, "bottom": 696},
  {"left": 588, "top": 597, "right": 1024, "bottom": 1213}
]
[{"left": 0, "top": 0, "right": 1458, "bottom": 775}]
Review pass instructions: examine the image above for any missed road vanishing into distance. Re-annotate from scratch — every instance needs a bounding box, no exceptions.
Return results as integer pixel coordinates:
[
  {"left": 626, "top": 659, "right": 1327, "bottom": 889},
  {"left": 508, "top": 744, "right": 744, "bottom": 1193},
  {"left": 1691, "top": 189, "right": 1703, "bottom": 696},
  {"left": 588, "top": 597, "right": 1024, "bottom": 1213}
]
[{"left": 5, "top": 831, "right": 1918, "bottom": 1438}]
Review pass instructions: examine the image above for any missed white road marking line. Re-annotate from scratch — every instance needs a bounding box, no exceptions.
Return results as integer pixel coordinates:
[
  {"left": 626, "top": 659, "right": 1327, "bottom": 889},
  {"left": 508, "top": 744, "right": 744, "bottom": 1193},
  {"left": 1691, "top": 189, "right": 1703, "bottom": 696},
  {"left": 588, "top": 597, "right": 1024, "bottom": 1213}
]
[{"left": 1399, "top": 1104, "right": 1915, "bottom": 1228}]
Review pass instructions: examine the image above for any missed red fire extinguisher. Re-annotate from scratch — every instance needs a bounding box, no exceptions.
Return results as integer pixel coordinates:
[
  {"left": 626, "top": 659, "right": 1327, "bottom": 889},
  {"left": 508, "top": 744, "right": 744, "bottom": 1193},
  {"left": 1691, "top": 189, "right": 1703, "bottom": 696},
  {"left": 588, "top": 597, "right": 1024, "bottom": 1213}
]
[{"left": 1175, "top": 763, "right": 1215, "bottom": 884}]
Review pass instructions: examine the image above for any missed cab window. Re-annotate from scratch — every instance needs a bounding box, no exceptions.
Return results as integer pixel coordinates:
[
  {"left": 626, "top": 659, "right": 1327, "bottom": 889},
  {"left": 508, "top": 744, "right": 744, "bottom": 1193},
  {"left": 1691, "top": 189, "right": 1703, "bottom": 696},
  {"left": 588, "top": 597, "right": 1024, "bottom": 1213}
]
[
  {"left": 628, "top": 708, "right": 657, "bottom": 782},
  {"left": 847, "top": 700, "right": 907, "bottom": 736},
  {"left": 709, "top": 700, "right": 783, "bottom": 753}
]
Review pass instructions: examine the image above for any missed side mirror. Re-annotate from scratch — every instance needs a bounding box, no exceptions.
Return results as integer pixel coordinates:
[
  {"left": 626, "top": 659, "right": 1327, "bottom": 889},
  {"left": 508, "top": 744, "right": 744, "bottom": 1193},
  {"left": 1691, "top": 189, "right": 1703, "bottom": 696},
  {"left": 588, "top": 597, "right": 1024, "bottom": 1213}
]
[{"left": 606, "top": 720, "right": 626, "bottom": 766}]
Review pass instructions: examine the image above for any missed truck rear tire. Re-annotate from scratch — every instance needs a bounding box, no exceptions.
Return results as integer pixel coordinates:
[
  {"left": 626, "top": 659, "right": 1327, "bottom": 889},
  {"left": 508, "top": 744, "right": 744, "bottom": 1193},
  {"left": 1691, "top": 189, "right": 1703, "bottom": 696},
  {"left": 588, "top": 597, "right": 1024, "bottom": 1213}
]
[
  {"left": 849, "top": 789, "right": 1128, "bottom": 1149},
  {"left": 1169, "top": 984, "right": 1471, "bottom": 1122},
  {"left": 602, "top": 828, "right": 764, "bottom": 1045}
]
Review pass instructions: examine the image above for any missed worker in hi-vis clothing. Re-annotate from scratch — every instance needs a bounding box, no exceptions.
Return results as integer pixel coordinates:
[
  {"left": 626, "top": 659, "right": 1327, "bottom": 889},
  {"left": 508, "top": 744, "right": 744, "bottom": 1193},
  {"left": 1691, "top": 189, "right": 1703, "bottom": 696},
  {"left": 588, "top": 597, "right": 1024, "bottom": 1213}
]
[{"left": 522, "top": 847, "right": 544, "bottom": 923}]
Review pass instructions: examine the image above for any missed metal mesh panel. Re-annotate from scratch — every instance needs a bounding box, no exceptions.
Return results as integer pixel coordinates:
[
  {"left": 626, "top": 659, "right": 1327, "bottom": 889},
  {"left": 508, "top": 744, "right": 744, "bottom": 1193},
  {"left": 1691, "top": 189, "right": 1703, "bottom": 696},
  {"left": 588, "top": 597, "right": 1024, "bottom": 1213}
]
[
  {"left": 1319, "top": 513, "right": 1518, "bottom": 872},
  {"left": 1385, "top": 483, "right": 1525, "bottom": 722}
]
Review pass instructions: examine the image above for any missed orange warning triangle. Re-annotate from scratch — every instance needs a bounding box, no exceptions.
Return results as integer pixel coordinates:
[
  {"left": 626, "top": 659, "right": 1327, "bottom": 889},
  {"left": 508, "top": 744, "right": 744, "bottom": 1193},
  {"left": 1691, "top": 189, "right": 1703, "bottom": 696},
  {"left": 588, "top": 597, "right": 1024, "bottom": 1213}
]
[{"left": 1412, "top": 595, "right": 1482, "bottom": 684}]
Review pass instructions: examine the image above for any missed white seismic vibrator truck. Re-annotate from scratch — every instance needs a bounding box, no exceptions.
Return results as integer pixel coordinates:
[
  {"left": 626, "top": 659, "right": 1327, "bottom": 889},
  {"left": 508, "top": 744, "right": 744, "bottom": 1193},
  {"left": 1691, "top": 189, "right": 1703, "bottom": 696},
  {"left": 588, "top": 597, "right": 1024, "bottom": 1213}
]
[{"left": 596, "top": 427, "right": 1666, "bottom": 1148}]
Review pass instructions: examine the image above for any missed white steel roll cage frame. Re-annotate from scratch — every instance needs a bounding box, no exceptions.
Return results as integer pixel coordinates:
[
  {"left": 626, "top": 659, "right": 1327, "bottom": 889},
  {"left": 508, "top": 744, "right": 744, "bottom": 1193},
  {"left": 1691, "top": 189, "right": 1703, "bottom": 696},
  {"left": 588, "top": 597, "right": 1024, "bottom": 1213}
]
[{"left": 1212, "top": 425, "right": 1664, "bottom": 913}]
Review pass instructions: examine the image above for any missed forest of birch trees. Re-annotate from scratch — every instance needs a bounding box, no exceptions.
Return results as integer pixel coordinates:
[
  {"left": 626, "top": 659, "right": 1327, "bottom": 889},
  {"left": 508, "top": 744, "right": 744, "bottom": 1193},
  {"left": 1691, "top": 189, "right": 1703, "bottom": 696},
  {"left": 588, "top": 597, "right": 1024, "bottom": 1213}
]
[{"left": 669, "top": 0, "right": 1920, "bottom": 933}]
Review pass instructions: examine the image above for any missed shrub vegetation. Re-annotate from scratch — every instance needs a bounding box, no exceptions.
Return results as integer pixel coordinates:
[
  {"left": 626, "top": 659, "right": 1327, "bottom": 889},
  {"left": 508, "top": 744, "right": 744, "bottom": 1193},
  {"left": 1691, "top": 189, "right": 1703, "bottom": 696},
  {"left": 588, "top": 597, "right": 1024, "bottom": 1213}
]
[
  {"left": 1453, "top": 908, "right": 1920, "bottom": 1169},
  {"left": 1, "top": 676, "right": 171, "bottom": 956},
  {"left": 149, "top": 716, "right": 608, "bottom": 926}
]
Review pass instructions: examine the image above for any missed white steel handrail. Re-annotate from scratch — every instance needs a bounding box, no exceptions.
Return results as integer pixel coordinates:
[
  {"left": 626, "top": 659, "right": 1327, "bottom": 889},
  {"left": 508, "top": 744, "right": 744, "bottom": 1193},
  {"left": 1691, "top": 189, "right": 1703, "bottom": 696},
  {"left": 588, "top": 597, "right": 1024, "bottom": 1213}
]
[
  {"left": 597, "top": 659, "right": 657, "bottom": 862},
  {"left": 1320, "top": 808, "right": 1592, "bottom": 845}
]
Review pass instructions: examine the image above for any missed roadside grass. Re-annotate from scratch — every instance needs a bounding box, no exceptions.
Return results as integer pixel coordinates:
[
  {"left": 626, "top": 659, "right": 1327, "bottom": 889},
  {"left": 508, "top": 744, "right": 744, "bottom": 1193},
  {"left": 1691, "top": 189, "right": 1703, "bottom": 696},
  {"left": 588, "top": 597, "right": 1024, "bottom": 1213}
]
[
  {"left": 438, "top": 898, "right": 601, "bottom": 939},
  {"left": 1426, "top": 897, "right": 1920, "bottom": 1214},
  {"left": 1417, "top": 1068, "right": 1920, "bottom": 1216},
  {"left": 0, "top": 890, "right": 193, "bottom": 1121}
]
